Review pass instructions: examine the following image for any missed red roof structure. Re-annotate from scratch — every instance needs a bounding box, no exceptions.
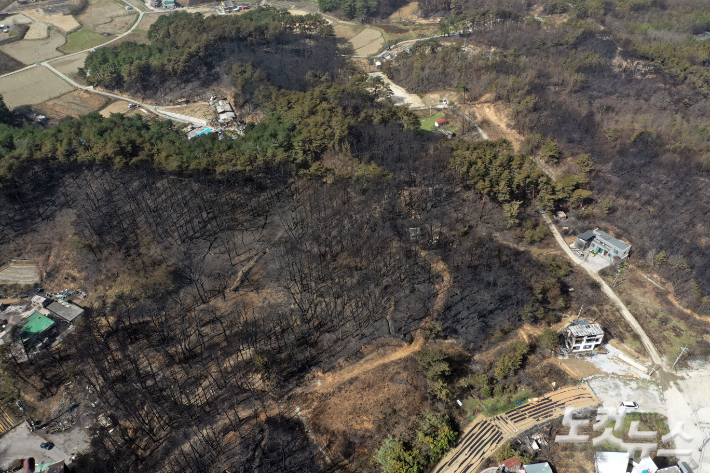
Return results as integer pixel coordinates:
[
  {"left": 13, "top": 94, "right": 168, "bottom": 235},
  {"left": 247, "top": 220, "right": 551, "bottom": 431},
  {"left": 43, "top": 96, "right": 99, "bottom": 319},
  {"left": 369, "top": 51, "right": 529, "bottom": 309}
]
[
  {"left": 500, "top": 457, "right": 523, "bottom": 470},
  {"left": 435, "top": 118, "right": 448, "bottom": 127}
]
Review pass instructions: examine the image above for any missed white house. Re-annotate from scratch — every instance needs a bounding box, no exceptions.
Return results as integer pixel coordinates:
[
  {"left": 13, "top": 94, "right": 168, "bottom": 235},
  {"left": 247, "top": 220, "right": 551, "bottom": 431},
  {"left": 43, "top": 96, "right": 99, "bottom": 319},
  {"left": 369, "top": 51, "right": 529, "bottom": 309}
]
[{"left": 565, "top": 319, "right": 604, "bottom": 352}]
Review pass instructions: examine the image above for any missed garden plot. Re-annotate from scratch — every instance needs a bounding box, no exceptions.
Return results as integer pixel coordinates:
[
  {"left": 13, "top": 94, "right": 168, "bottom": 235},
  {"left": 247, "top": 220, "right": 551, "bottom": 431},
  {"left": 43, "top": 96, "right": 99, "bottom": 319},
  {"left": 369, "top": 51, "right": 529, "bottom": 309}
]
[
  {"left": 50, "top": 51, "right": 87, "bottom": 75},
  {"left": 0, "top": 260, "right": 39, "bottom": 284},
  {"left": 0, "top": 66, "right": 74, "bottom": 108},
  {"left": 35, "top": 89, "right": 108, "bottom": 118},
  {"left": 79, "top": 0, "right": 137, "bottom": 34},
  {"left": 0, "top": 28, "right": 65, "bottom": 64},
  {"left": 350, "top": 27, "right": 384, "bottom": 56}
]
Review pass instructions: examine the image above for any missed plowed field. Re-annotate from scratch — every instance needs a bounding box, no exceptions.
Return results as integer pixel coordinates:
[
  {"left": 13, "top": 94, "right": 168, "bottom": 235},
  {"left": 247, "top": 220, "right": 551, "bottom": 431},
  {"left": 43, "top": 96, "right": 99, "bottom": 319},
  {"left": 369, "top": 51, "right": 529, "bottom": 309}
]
[{"left": 0, "top": 66, "right": 74, "bottom": 108}]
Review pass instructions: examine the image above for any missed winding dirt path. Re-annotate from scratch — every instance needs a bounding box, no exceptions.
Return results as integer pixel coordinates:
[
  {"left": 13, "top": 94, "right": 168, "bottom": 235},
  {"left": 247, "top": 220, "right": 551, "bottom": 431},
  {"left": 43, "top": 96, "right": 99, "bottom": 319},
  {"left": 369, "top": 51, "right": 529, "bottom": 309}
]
[{"left": 540, "top": 211, "right": 665, "bottom": 368}]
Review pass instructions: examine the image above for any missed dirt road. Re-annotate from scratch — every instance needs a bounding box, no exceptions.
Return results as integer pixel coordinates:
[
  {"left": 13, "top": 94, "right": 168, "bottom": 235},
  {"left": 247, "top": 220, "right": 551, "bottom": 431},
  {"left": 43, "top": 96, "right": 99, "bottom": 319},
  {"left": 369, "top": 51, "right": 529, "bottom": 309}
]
[{"left": 541, "top": 212, "right": 664, "bottom": 369}]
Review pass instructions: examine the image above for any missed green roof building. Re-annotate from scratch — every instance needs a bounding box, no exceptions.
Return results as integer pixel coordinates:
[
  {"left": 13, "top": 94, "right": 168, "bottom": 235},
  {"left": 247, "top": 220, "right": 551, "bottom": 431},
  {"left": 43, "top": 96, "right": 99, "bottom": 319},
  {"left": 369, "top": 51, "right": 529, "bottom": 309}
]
[{"left": 19, "top": 312, "right": 55, "bottom": 342}]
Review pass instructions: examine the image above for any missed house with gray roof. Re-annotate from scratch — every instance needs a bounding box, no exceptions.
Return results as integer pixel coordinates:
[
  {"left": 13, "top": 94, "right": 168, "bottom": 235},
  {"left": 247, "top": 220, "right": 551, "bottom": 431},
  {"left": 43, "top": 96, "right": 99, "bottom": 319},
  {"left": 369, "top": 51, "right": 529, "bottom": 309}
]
[
  {"left": 565, "top": 319, "right": 604, "bottom": 352},
  {"left": 575, "top": 228, "right": 631, "bottom": 263}
]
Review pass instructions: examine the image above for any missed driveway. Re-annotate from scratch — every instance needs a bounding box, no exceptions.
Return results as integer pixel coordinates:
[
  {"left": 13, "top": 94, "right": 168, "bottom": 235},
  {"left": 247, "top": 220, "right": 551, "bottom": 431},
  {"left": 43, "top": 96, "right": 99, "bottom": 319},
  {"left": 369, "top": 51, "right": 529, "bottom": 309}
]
[
  {"left": 587, "top": 377, "right": 665, "bottom": 414},
  {"left": 0, "top": 422, "right": 70, "bottom": 470}
]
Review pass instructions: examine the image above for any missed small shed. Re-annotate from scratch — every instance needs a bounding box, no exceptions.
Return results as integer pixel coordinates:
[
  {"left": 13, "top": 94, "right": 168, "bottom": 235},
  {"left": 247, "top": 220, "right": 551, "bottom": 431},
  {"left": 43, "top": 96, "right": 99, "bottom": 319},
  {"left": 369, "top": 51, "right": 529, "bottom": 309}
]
[
  {"left": 31, "top": 295, "right": 49, "bottom": 307},
  {"left": 19, "top": 312, "right": 55, "bottom": 342},
  {"left": 434, "top": 118, "right": 447, "bottom": 127},
  {"left": 375, "top": 60, "right": 382, "bottom": 69}
]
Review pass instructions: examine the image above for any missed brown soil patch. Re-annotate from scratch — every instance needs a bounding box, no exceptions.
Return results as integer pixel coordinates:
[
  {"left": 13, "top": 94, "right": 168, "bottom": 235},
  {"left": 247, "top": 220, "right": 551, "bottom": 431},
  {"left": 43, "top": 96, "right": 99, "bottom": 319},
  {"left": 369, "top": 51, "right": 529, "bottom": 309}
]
[
  {"left": 350, "top": 27, "right": 383, "bottom": 56},
  {"left": 389, "top": 1, "right": 419, "bottom": 20},
  {"left": 99, "top": 100, "right": 147, "bottom": 117},
  {"left": 50, "top": 52, "right": 87, "bottom": 75},
  {"left": 35, "top": 89, "right": 109, "bottom": 119},
  {"left": 137, "top": 12, "right": 170, "bottom": 30},
  {"left": 556, "top": 357, "right": 603, "bottom": 379},
  {"left": 79, "top": 0, "right": 136, "bottom": 32},
  {"left": 0, "top": 50, "right": 23, "bottom": 74},
  {"left": 110, "top": 31, "right": 149, "bottom": 45},
  {"left": 22, "top": 10, "right": 80, "bottom": 33},
  {"left": 466, "top": 96, "right": 524, "bottom": 148},
  {"left": 161, "top": 102, "right": 215, "bottom": 121},
  {"left": 25, "top": 22, "right": 49, "bottom": 40},
  {"left": 332, "top": 23, "right": 360, "bottom": 40},
  {"left": 294, "top": 344, "right": 428, "bottom": 463}
]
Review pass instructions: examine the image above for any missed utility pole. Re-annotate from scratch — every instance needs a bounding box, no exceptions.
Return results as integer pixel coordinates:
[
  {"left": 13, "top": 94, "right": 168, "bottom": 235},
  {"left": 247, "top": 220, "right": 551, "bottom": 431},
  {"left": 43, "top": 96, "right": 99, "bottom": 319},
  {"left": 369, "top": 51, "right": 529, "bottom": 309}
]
[
  {"left": 672, "top": 345, "right": 689, "bottom": 371},
  {"left": 577, "top": 305, "right": 584, "bottom": 318}
]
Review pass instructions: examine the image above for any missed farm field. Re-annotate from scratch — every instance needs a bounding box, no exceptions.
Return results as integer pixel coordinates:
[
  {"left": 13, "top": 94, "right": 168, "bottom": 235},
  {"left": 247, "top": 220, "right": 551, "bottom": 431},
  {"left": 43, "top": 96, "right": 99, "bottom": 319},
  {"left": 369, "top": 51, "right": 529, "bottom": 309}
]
[
  {"left": 332, "top": 23, "right": 361, "bottom": 40},
  {"left": 50, "top": 51, "right": 88, "bottom": 76},
  {"left": 0, "top": 66, "right": 74, "bottom": 108},
  {"left": 78, "top": 0, "right": 137, "bottom": 33},
  {"left": 25, "top": 22, "right": 50, "bottom": 39},
  {"left": 350, "top": 27, "right": 384, "bottom": 56},
  {"left": 59, "top": 28, "right": 113, "bottom": 53},
  {"left": 0, "top": 50, "right": 23, "bottom": 74},
  {"left": 3, "top": 0, "right": 76, "bottom": 15},
  {"left": 99, "top": 100, "right": 155, "bottom": 119},
  {"left": 22, "top": 10, "right": 80, "bottom": 32},
  {"left": 160, "top": 103, "right": 215, "bottom": 122},
  {"left": 0, "top": 28, "right": 65, "bottom": 64},
  {"left": 35, "top": 89, "right": 109, "bottom": 119},
  {"left": 5, "top": 13, "right": 33, "bottom": 26}
]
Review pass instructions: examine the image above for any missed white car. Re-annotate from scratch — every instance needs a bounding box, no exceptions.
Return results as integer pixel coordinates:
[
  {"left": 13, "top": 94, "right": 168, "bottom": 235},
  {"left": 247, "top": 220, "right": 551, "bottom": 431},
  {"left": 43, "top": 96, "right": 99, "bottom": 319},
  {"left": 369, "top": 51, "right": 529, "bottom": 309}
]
[{"left": 620, "top": 401, "right": 639, "bottom": 410}]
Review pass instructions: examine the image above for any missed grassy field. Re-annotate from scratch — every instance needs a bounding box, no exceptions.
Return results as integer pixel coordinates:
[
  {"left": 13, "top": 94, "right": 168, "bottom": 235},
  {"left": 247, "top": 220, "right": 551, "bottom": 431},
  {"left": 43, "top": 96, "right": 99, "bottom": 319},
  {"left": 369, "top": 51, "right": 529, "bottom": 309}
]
[
  {"left": 420, "top": 111, "right": 445, "bottom": 130},
  {"left": 59, "top": 28, "right": 113, "bottom": 54},
  {"left": 0, "top": 28, "right": 66, "bottom": 64}
]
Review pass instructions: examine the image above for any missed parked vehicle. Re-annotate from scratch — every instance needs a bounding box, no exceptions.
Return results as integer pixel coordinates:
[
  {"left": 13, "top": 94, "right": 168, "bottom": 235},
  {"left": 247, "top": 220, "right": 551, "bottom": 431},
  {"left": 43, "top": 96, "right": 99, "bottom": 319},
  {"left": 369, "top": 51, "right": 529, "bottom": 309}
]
[{"left": 40, "top": 442, "right": 54, "bottom": 450}]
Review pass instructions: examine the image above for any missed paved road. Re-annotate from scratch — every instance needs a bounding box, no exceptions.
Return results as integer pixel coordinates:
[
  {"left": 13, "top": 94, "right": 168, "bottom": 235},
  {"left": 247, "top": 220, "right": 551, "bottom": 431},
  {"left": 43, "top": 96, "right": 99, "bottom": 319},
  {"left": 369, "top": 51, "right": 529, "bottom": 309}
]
[{"left": 433, "top": 385, "right": 598, "bottom": 473}]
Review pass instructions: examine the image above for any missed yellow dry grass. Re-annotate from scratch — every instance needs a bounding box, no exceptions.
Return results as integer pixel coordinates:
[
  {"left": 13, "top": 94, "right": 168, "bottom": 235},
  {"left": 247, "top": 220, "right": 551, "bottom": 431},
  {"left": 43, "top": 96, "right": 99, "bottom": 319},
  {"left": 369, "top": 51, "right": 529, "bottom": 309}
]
[
  {"left": 23, "top": 10, "right": 80, "bottom": 33},
  {"left": 389, "top": 1, "right": 419, "bottom": 20},
  {"left": 350, "top": 27, "right": 383, "bottom": 55},
  {"left": 24, "top": 22, "right": 49, "bottom": 39}
]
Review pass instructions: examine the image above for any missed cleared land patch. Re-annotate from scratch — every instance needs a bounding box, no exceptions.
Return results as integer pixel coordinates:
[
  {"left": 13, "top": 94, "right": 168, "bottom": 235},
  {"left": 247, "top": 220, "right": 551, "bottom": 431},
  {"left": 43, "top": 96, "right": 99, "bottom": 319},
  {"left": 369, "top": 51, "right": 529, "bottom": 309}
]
[
  {"left": 0, "top": 28, "right": 65, "bottom": 64},
  {"left": 332, "top": 23, "right": 360, "bottom": 40},
  {"left": 79, "top": 0, "right": 137, "bottom": 32},
  {"left": 350, "top": 27, "right": 384, "bottom": 56},
  {"left": 160, "top": 103, "right": 215, "bottom": 122},
  {"left": 35, "top": 89, "right": 108, "bottom": 118},
  {"left": 22, "top": 10, "right": 80, "bottom": 32},
  {"left": 0, "top": 66, "right": 74, "bottom": 108},
  {"left": 99, "top": 100, "right": 155, "bottom": 119},
  {"left": 0, "top": 50, "right": 23, "bottom": 74},
  {"left": 111, "top": 31, "right": 149, "bottom": 45},
  {"left": 25, "top": 22, "right": 49, "bottom": 39},
  {"left": 50, "top": 51, "right": 88, "bottom": 75},
  {"left": 136, "top": 11, "right": 170, "bottom": 30},
  {"left": 389, "top": 1, "right": 419, "bottom": 20}
]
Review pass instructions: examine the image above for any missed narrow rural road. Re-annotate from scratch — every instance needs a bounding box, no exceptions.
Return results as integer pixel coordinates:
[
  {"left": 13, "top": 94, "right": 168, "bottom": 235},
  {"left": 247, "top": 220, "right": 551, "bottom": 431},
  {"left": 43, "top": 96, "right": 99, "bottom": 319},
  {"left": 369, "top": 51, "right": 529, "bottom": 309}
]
[
  {"left": 0, "top": 0, "right": 154, "bottom": 80},
  {"left": 42, "top": 62, "right": 192, "bottom": 123},
  {"left": 540, "top": 212, "right": 665, "bottom": 368}
]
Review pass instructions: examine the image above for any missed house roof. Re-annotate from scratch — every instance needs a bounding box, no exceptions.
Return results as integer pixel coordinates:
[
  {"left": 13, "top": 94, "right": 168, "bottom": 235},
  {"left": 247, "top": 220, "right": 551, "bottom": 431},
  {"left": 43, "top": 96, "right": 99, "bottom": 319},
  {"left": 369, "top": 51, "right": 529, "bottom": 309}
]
[
  {"left": 657, "top": 467, "right": 681, "bottom": 473},
  {"left": 567, "top": 321, "right": 603, "bottom": 337},
  {"left": 501, "top": 457, "right": 523, "bottom": 469},
  {"left": 523, "top": 463, "right": 553, "bottom": 473},
  {"left": 47, "top": 300, "right": 84, "bottom": 322},
  {"left": 435, "top": 119, "right": 447, "bottom": 124},
  {"left": 19, "top": 312, "right": 55, "bottom": 342},
  {"left": 593, "top": 229, "right": 630, "bottom": 251},
  {"left": 577, "top": 230, "right": 595, "bottom": 241},
  {"left": 595, "top": 451, "right": 630, "bottom": 473}
]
